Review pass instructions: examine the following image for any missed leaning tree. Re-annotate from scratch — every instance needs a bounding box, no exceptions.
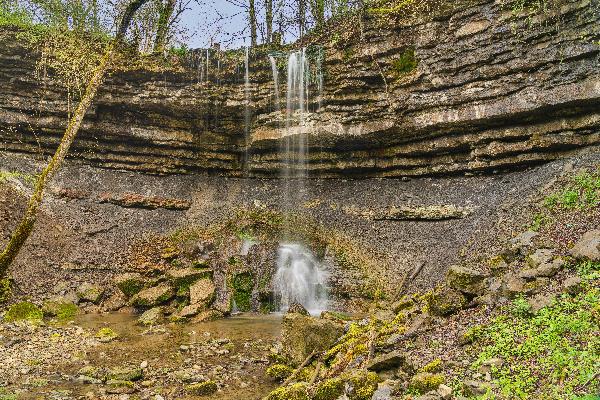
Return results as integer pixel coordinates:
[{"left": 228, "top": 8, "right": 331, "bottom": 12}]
[{"left": 0, "top": 0, "right": 154, "bottom": 278}]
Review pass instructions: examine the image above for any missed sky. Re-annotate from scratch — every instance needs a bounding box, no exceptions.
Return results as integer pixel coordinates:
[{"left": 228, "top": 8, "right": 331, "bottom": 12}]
[{"left": 178, "top": 1, "right": 254, "bottom": 49}]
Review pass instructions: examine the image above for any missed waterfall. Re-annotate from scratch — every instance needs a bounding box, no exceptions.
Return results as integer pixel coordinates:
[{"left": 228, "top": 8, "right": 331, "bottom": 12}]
[
  {"left": 270, "top": 48, "right": 329, "bottom": 315},
  {"left": 273, "top": 243, "right": 328, "bottom": 314},
  {"left": 268, "top": 55, "right": 280, "bottom": 113},
  {"left": 244, "top": 46, "right": 251, "bottom": 173}
]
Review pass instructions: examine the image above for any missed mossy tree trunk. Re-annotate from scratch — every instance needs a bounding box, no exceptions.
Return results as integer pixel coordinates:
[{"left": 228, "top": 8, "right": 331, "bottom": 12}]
[
  {"left": 0, "top": 0, "right": 150, "bottom": 279},
  {"left": 264, "top": 0, "right": 273, "bottom": 43},
  {"left": 154, "top": 0, "right": 176, "bottom": 54},
  {"left": 249, "top": 0, "right": 258, "bottom": 47}
]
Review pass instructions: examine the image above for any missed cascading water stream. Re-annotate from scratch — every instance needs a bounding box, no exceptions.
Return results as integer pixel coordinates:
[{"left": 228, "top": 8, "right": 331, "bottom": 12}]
[
  {"left": 268, "top": 55, "right": 280, "bottom": 113},
  {"left": 269, "top": 48, "right": 328, "bottom": 314}
]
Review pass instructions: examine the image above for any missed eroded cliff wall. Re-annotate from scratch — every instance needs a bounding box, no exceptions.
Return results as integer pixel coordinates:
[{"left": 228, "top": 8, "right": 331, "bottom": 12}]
[{"left": 0, "top": 0, "right": 599, "bottom": 177}]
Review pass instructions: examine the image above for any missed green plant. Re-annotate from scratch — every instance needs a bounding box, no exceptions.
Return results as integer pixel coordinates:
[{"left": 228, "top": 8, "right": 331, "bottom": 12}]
[
  {"left": 3, "top": 301, "right": 44, "bottom": 322},
  {"left": 472, "top": 284, "right": 600, "bottom": 399},
  {"left": 544, "top": 170, "right": 600, "bottom": 210},
  {"left": 511, "top": 295, "right": 531, "bottom": 317},
  {"left": 0, "top": 278, "right": 10, "bottom": 303},
  {"left": 390, "top": 47, "right": 417, "bottom": 76}
]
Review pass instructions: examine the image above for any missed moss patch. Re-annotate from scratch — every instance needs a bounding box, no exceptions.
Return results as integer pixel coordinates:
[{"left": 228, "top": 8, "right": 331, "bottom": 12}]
[
  {"left": 3, "top": 301, "right": 43, "bottom": 323},
  {"left": 232, "top": 272, "right": 254, "bottom": 312},
  {"left": 313, "top": 378, "right": 345, "bottom": 400},
  {"left": 185, "top": 380, "right": 218, "bottom": 396},
  {"left": 265, "top": 382, "right": 309, "bottom": 400},
  {"left": 95, "top": 327, "right": 119, "bottom": 342},
  {"left": 343, "top": 370, "right": 381, "bottom": 400},
  {"left": 391, "top": 47, "right": 417, "bottom": 77},
  {"left": 266, "top": 364, "right": 294, "bottom": 381}
]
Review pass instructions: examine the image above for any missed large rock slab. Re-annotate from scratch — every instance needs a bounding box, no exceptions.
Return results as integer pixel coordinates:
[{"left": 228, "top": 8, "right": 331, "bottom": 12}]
[
  {"left": 570, "top": 230, "right": 600, "bottom": 262},
  {"left": 446, "top": 265, "right": 488, "bottom": 295},
  {"left": 130, "top": 284, "right": 174, "bottom": 308},
  {"left": 281, "top": 313, "right": 345, "bottom": 364},
  {"left": 189, "top": 278, "right": 216, "bottom": 306}
]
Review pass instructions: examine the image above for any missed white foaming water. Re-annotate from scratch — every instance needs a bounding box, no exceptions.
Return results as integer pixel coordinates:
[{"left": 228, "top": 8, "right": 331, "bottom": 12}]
[
  {"left": 268, "top": 54, "right": 281, "bottom": 113},
  {"left": 274, "top": 243, "right": 328, "bottom": 315}
]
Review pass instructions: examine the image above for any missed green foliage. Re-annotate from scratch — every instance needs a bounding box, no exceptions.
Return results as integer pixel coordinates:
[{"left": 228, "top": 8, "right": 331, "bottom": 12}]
[
  {"left": 462, "top": 324, "right": 485, "bottom": 344},
  {"left": 543, "top": 170, "right": 600, "bottom": 210},
  {"left": 510, "top": 295, "right": 532, "bottom": 317},
  {"left": 472, "top": 281, "right": 600, "bottom": 399},
  {"left": 3, "top": 301, "right": 44, "bottom": 322},
  {"left": 0, "top": 1, "right": 33, "bottom": 29},
  {"left": 0, "top": 387, "right": 17, "bottom": 400},
  {"left": 391, "top": 47, "right": 417, "bottom": 76}
]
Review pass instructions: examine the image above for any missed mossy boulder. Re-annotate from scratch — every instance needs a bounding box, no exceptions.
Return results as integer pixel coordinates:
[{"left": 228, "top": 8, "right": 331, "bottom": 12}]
[
  {"left": 281, "top": 313, "right": 345, "bottom": 364},
  {"left": 95, "top": 327, "right": 119, "bottom": 342},
  {"left": 185, "top": 380, "right": 218, "bottom": 396},
  {"left": 313, "top": 378, "right": 345, "bottom": 400},
  {"left": 137, "top": 307, "right": 163, "bottom": 326},
  {"left": 107, "top": 366, "right": 143, "bottom": 381},
  {"left": 167, "top": 267, "right": 212, "bottom": 296},
  {"left": 366, "top": 350, "right": 409, "bottom": 372},
  {"left": 342, "top": 370, "right": 381, "bottom": 400},
  {"left": 76, "top": 283, "right": 105, "bottom": 304},
  {"left": 114, "top": 273, "right": 146, "bottom": 297},
  {"left": 428, "top": 286, "right": 468, "bottom": 316},
  {"left": 446, "top": 265, "right": 488, "bottom": 295},
  {"left": 265, "top": 382, "right": 309, "bottom": 400},
  {"left": 266, "top": 364, "right": 294, "bottom": 381},
  {"left": 42, "top": 298, "right": 78, "bottom": 321},
  {"left": 129, "top": 284, "right": 174, "bottom": 308},
  {"left": 105, "top": 379, "right": 135, "bottom": 394},
  {"left": 4, "top": 302, "right": 43, "bottom": 323},
  {"left": 408, "top": 372, "right": 445, "bottom": 394}
]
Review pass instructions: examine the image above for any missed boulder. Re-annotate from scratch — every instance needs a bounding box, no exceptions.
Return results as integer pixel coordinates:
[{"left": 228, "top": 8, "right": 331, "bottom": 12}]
[
  {"left": 366, "top": 351, "right": 410, "bottom": 372},
  {"left": 189, "top": 278, "right": 216, "bottom": 306},
  {"left": 509, "top": 230, "right": 538, "bottom": 256},
  {"left": 192, "top": 310, "right": 224, "bottom": 323},
  {"left": 167, "top": 267, "right": 212, "bottom": 291},
  {"left": 446, "top": 265, "right": 488, "bottom": 295},
  {"left": 563, "top": 276, "right": 583, "bottom": 296},
  {"left": 526, "top": 249, "right": 555, "bottom": 269},
  {"left": 107, "top": 366, "right": 143, "bottom": 381},
  {"left": 76, "top": 283, "right": 105, "bottom": 304},
  {"left": 130, "top": 284, "right": 174, "bottom": 308},
  {"left": 408, "top": 372, "right": 444, "bottom": 394},
  {"left": 281, "top": 313, "right": 344, "bottom": 364},
  {"left": 138, "top": 307, "right": 163, "bottom": 326},
  {"left": 287, "top": 302, "right": 309, "bottom": 316},
  {"left": 428, "top": 286, "right": 468, "bottom": 316},
  {"left": 569, "top": 230, "right": 600, "bottom": 262},
  {"left": 176, "top": 303, "right": 204, "bottom": 318},
  {"left": 527, "top": 293, "right": 556, "bottom": 313},
  {"left": 114, "top": 273, "right": 146, "bottom": 297}
]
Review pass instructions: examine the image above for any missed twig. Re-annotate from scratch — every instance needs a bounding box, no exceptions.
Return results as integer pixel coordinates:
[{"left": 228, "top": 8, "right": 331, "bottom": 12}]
[
  {"left": 309, "top": 361, "right": 322, "bottom": 386},
  {"left": 282, "top": 350, "right": 318, "bottom": 386}
]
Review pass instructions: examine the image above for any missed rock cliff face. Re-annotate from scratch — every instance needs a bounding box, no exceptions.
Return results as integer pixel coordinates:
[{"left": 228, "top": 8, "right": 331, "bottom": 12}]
[{"left": 0, "top": 0, "right": 598, "bottom": 177}]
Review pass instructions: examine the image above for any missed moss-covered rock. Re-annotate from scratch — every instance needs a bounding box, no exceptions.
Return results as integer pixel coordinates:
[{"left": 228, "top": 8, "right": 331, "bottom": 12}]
[
  {"left": 107, "top": 366, "right": 143, "bottom": 381},
  {"left": 408, "top": 372, "right": 445, "bottom": 394},
  {"left": 42, "top": 299, "right": 78, "bottom": 321},
  {"left": 427, "top": 285, "right": 468, "bottom": 316},
  {"left": 3, "top": 302, "right": 43, "bottom": 323},
  {"left": 420, "top": 358, "right": 443, "bottom": 373},
  {"left": 129, "top": 284, "right": 174, "bottom": 308},
  {"left": 446, "top": 265, "right": 488, "bottom": 295},
  {"left": 105, "top": 379, "right": 135, "bottom": 394},
  {"left": 137, "top": 307, "right": 163, "bottom": 326},
  {"left": 343, "top": 370, "right": 381, "bottom": 400},
  {"left": 185, "top": 380, "right": 218, "bottom": 396},
  {"left": 265, "top": 382, "right": 309, "bottom": 400},
  {"left": 76, "top": 283, "right": 105, "bottom": 304},
  {"left": 281, "top": 313, "right": 345, "bottom": 364},
  {"left": 95, "top": 327, "right": 119, "bottom": 342},
  {"left": 167, "top": 267, "right": 212, "bottom": 297},
  {"left": 266, "top": 364, "right": 294, "bottom": 381},
  {"left": 313, "top": 378, "right": 345, "bottom": 400},
  {"left": 114, "top": 273, "right": 146, "bottom": 297}
]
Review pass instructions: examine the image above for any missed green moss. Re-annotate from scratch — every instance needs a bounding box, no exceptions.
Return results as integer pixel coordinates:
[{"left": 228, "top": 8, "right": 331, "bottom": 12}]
[
  {"left": 343, "top": 370, "right": 381, "bottom": 400},
  {"left": 314, "top": 378, "right": 345, "bottom": 400},
  {"left": 265, "top": 383, "right": 309, "bottom": 400},
  {"left": 56, "top": 303, "right": 78, "bottom": 321},
  {"left": 462, "top": 324, "right": 485, "bottom": 344},
  {"left": 408, "top": 372, "right": 445, "bottom": 394},
  {"left": 4, "top": 301, "right": 43, "bottom": 323},
  {"left": 0, "top": 278, "right": 11, "bottom": 303},
  {"left": 0, "top": 387, "right": 17, "bottom": 400},
  {"left": 232, "top": 272, "right": 254, "bottom": 312},
  {"left": 116, "top": 277, "right": 146, "bottom": 297},
  {"left": 95, "top": 327, "right": 119, "bottom": 342},
  {"left": 391, "top": 47, "right": 417, "bottom": 76},
  {"left": 107, "top": 366, "right": 143, "bottom": 381},
  {"left": 106, "top": 380, "right": 134, "bottom": 389},
  {"left": 266, "top": 364, "right": 294, "bottom": 381},
  {"left": 420, "top": 358, "right": 443, "bottom": 373},
  {"left": 185, "top": 380, "right": 218, "bottom": 396}
]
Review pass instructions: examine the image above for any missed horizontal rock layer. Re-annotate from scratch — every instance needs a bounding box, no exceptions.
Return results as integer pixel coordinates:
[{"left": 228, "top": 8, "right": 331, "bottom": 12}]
[{"left": 0, "top": 0, "right": 599, "bottom": 177}]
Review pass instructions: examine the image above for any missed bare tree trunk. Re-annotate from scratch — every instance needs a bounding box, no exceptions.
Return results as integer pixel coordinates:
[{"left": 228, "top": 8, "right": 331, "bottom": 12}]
[
  {"left": 0, "top": 0, "right": 150, "bottom": 278},
  {"left": 309, "top": 0, "right": 325, "bottom": 29},
  {"left": 154, "top": 0, "right": 176, "bottom": 54},
  {"left": 298, "top": 0, "right": 306, "bottom": 38},
  {"left": 264, "top": 0, "right": 273, "bottom": 43},
  {"left": 248, "top": 0, "right": 258, "bottom": 47}
]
